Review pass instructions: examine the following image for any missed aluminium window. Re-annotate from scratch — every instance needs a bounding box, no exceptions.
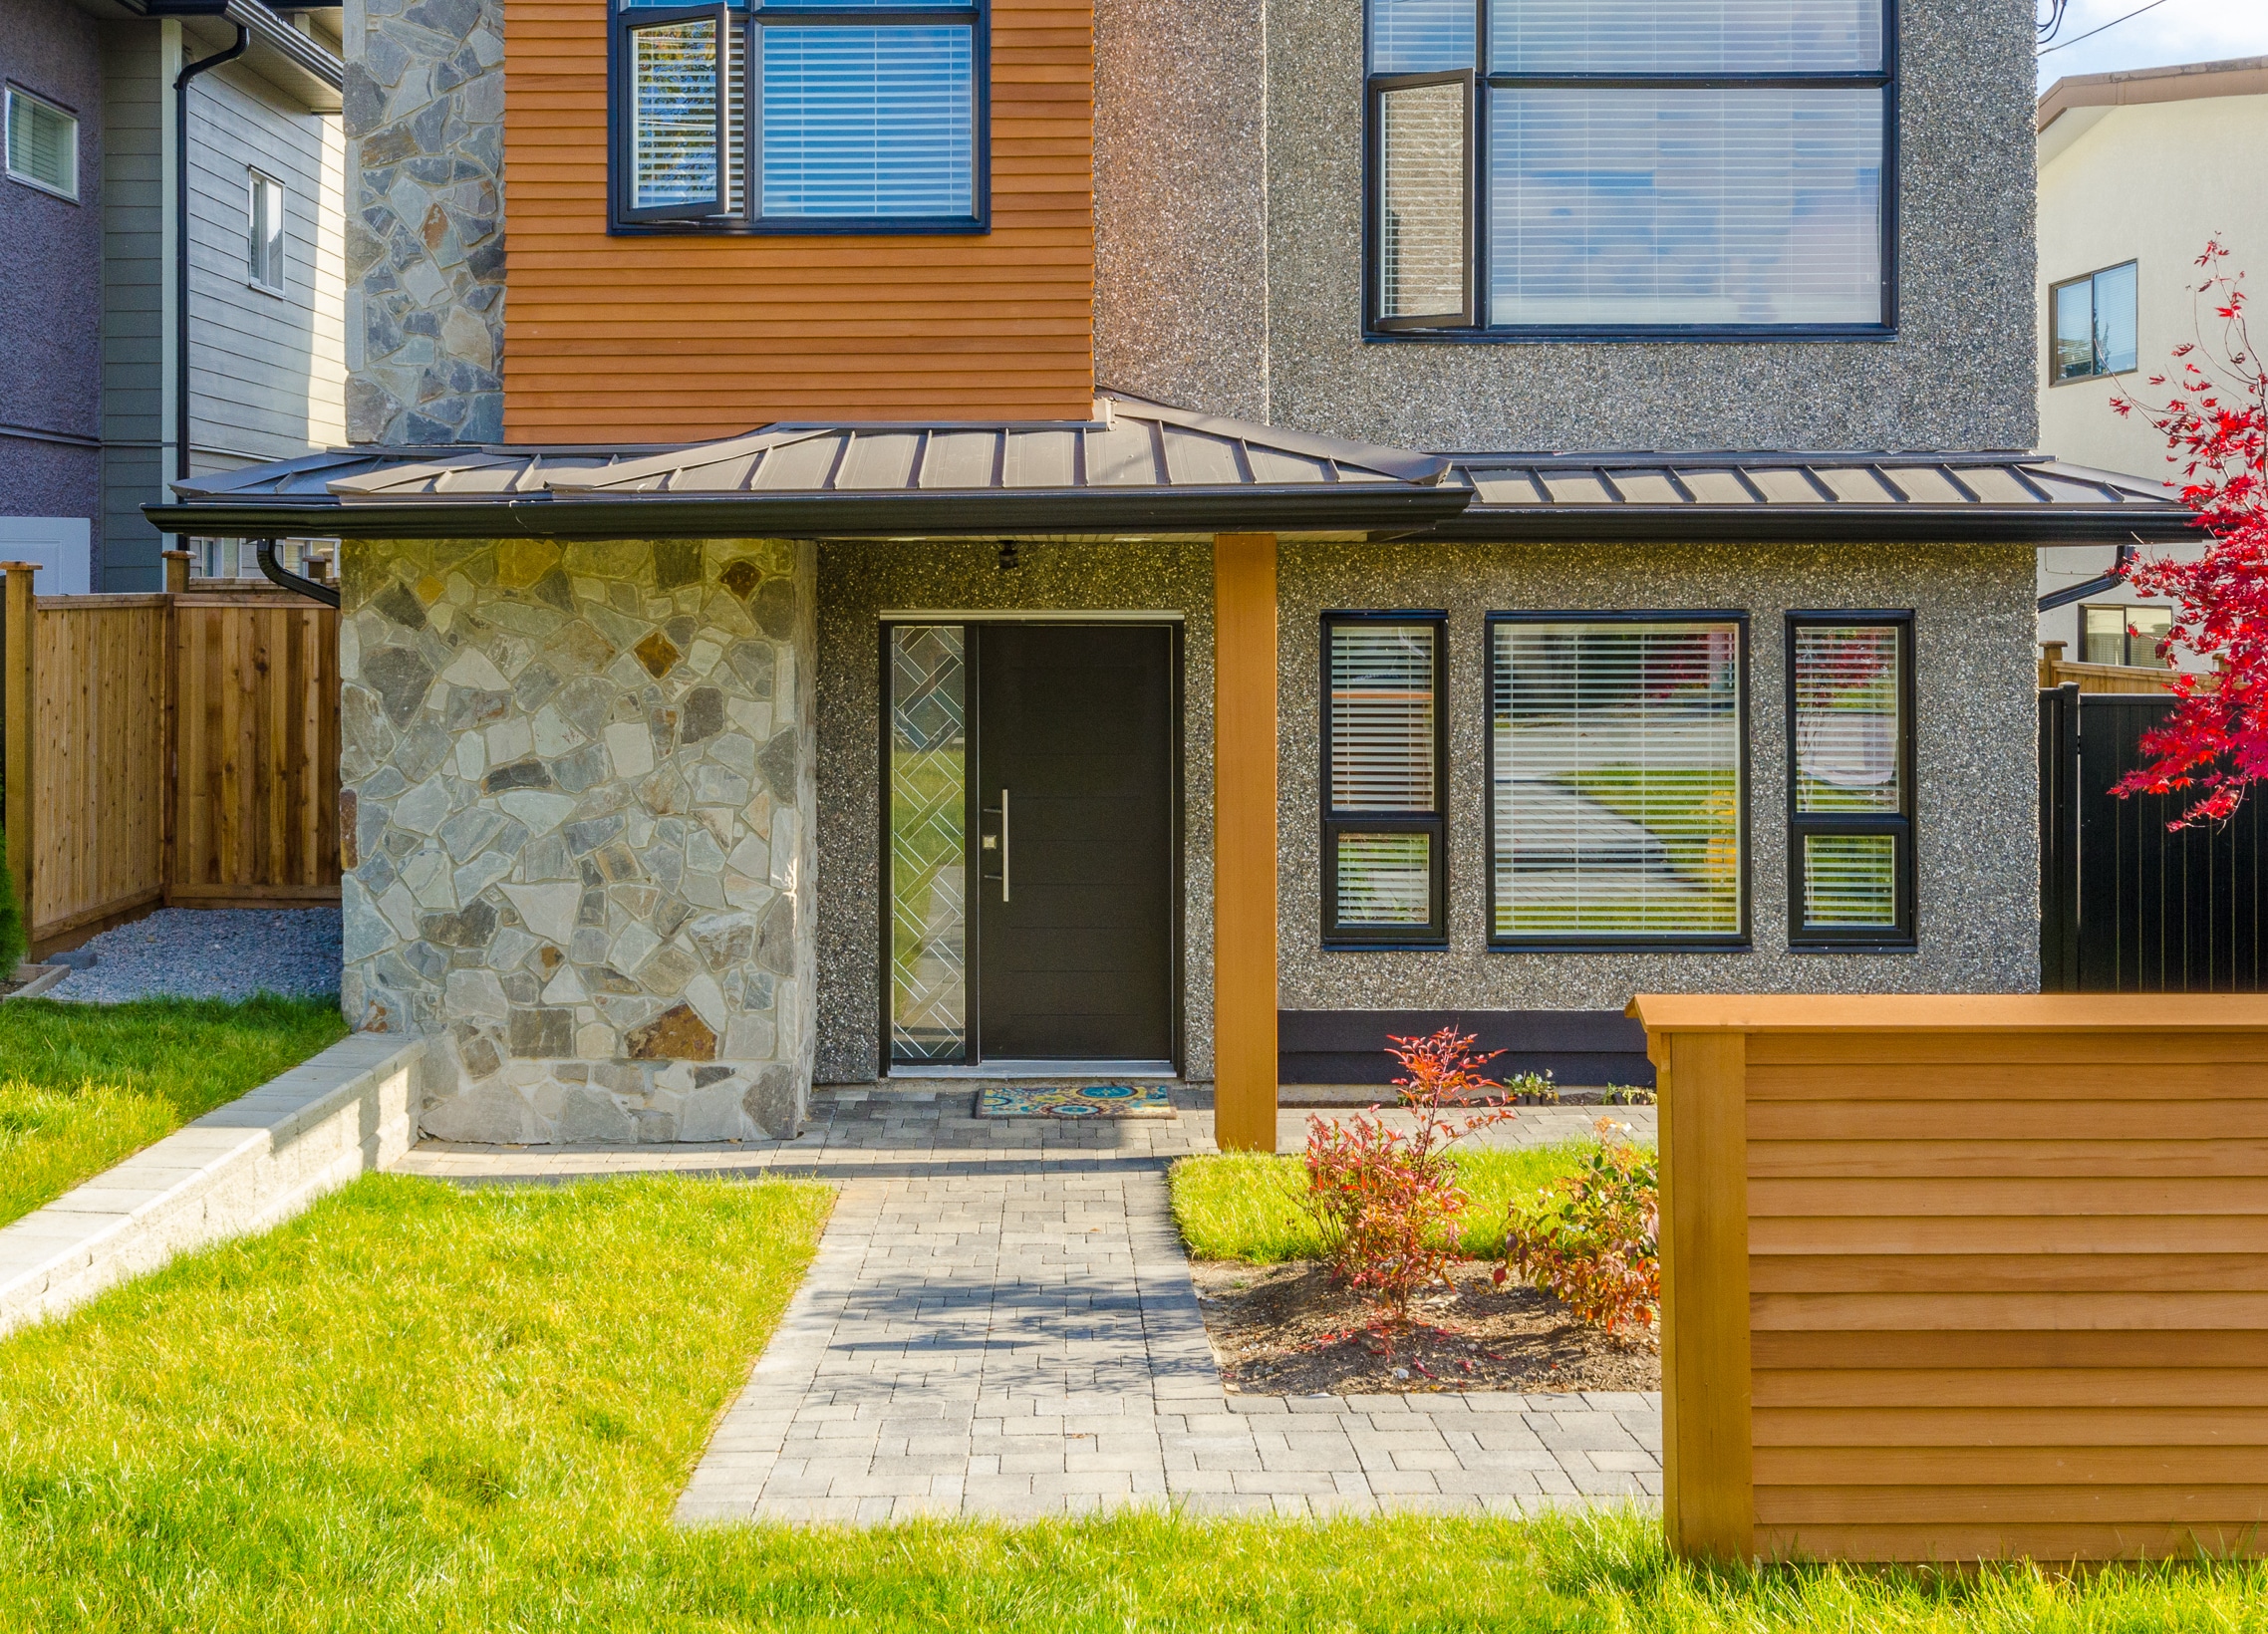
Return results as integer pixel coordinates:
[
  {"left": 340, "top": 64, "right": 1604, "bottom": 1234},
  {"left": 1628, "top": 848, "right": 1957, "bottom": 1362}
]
[
  {"left": 2081, "top": 603, "right": 2171, "bottom": 669},
  {"left": 1787, "top": 613, "right": 1912, "bottom": 949},
  {"left": 1322, "top": 615, "right": 1448, "bottom": 946},
  {"left": 5, "top": 85, "right": 79, "bottom": 201},
  {"left": 609, "top": 0, "right": 985, "bottom": 234},
  {"left": 248, "top": 170, "right": 286, "bottom": 293},
  {"left": 1365, "top": 0, "right": 1893, "bottom": 338},
  {"left": 2050, "top": 261, "right": 2137, "bottom": 383},
  {"left": 1487, "top": 614, "right": 1747, "bottom": 948}
]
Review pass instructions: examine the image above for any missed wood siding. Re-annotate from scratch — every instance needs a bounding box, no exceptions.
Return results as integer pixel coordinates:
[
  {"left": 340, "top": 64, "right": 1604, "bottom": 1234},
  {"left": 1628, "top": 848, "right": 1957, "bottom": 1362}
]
[
  {"left": 502, "top": 0, "right": 1095, "bottom": 439},
  {"left": 1638, "top": 993, "right": 2268, "bottom": 1563}
]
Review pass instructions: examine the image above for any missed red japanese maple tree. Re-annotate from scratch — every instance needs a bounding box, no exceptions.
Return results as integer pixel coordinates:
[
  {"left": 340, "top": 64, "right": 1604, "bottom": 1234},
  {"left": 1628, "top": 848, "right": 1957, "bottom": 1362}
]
[{"left": 2109, "top": 241, "right": 2268, "bottom": 827}]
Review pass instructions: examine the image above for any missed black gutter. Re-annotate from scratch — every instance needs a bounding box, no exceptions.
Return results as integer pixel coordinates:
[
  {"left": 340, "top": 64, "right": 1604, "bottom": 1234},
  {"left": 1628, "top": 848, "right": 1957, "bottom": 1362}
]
[
  {"left": 144, "top": 483, "right": 1478, "bottom": 541},
  {"left": 255, "top": 537, "right": 340, "bottom": 608},
  {"left": 175, "top": 24, "right": 249, "bottom": 494},
  {"left": 2038, "top": 543, "right": 2135, "bottom": 612},
  {"left": 1434, "top": 510, "right": 2199, "bottom": 546}
]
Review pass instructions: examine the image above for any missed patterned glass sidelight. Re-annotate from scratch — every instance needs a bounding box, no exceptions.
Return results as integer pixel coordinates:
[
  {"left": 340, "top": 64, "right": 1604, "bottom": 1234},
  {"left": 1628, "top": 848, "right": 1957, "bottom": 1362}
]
[{"left": 889, "top": 626, "right": 969, "bottom": 1062}]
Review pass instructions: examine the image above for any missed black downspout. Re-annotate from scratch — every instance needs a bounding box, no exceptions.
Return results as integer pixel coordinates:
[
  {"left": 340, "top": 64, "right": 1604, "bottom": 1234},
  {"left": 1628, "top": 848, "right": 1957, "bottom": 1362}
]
[
  {"left": 173, "top": 24, "right": 249, "bottom": 504},
  {"left": 2038, "top": 541, "right": 2135, "bottom": 613},
  {"left": 255, "top": 537, "right": 340, "bottom": 609}
]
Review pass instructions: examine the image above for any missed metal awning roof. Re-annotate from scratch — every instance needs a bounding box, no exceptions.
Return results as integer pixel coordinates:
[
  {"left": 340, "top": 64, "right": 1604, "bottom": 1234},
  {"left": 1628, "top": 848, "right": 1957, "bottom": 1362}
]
[{"left": 146, "top": 394, "right": 2197, "bottom": 545}]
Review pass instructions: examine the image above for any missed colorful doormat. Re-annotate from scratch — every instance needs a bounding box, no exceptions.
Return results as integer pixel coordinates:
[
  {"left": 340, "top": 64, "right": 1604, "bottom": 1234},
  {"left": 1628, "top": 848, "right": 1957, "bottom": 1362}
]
[{"left": 976, "top": 1083, "right": 1174, "bottom": 1118}]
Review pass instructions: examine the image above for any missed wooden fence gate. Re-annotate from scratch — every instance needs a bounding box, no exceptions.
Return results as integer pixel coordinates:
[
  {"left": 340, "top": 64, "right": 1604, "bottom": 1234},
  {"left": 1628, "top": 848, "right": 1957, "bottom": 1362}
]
[
  {"left": 0, "top": 558, "right": 341, "bottom": 957},
  {"left": 2040, "top": 682, "right": 2268, "bottom": 992}
]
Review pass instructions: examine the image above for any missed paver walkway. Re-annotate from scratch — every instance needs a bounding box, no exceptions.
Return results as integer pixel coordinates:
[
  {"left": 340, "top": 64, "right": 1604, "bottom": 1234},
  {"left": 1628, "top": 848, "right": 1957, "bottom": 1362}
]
[{"left": 399, "top": 1088, "right": 1662, "bottom": 1522}]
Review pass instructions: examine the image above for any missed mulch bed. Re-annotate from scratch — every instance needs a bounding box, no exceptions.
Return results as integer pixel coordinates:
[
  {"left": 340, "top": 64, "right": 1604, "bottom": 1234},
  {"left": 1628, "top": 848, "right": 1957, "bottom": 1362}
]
[{"left": 1190, "top": 1258, "right": 1659, "bottom": 1397}]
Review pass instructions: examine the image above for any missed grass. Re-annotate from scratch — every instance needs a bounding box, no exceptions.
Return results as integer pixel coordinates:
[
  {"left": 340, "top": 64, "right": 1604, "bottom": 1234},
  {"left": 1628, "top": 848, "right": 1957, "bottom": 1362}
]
[
  {"left": 3, "top": 1171, "right": 2265, "bottom": 1630},
  {"left": 1170, "top": 1142, "right": 1631, "bottom": 1263},
  {"left": 0, "top": 994, "right": 347, "bottom": 1227}
]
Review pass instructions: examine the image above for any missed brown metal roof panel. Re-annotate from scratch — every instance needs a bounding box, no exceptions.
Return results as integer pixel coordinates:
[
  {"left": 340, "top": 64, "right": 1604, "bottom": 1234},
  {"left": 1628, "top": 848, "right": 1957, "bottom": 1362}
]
[
  {"left": 746, "top": 433, "right": 846, "bottom": 492},
  {"left": 1606, "top": 469, "right": 1685, "bottom": 505},
  {"left": 1465, "top": 468, "right": 1549, "bottom": 505},
  {"left": 1811, "top": 465, "right": 1902, "bottom": 504},
  {"left": 1002, "top": 428, "right": 1078, "bottom": 488},
  {"left": 666, "top": 452, "right": 762, "bottom": 493},
  {"left": 1084, "top": 420, "right": 1164, "bottom": 487},
  {"left": 1745, "top": 467, "right": 1826, "bottom": 505},
  {"left": 834, "top": 430, "right": 923, "bottom": 492},
  {"left": 1677, "top": 468, "right": 1760, "bottom": 505},
  {"left": 1538, "top": 472, "right": 1615, "bottom": 505},
  {"left": 1244, "top": 444, "right": 1334, "bottom": 485},
  {"left": 1878, "top": 465, "right": 1969, "bottom": 504},
  {"left": 1161, "top": 425, "right": 1245, "bottom": 487},
  {"left": 1956, "top": 465, "right": 2047, "bottom": 504},
  {"left": 916, "top": 428, "right": 1001, "bottom": 489}
]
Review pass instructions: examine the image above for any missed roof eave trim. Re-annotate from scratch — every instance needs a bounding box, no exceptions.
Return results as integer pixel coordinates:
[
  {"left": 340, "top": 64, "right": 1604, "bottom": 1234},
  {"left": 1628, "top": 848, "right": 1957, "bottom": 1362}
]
[{"left": 1438, "top": 508, "right": 2203, "bottom": 544}]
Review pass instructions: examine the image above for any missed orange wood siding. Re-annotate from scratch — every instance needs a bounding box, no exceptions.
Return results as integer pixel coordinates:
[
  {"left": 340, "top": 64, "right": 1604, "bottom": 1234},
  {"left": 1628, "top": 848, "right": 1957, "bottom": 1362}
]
[{"left": 502, "top": 0, "right": 1095, "bottom": 439}]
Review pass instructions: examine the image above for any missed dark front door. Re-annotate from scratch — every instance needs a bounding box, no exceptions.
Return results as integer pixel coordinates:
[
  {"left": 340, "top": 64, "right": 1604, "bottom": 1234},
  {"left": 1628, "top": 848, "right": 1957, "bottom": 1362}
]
[{"left": 976, "top": 625, "right": 1175, "bottom": 1061}]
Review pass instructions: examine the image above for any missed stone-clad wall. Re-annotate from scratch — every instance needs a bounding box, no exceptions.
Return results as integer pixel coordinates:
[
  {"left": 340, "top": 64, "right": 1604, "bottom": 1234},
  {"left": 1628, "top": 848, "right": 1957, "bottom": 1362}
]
[
  {"left": 339, "top": 536, "right": 816, "bottom": 1143},
  {"left": 341, "top": 0, "right": 505, "bottom": 444}
]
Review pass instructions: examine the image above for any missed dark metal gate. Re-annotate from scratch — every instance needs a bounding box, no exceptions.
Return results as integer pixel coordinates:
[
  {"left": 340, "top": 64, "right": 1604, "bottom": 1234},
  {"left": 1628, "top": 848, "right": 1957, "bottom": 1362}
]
[{"left": 2040, "top": 682, "right": 2268, "bottom": 991}]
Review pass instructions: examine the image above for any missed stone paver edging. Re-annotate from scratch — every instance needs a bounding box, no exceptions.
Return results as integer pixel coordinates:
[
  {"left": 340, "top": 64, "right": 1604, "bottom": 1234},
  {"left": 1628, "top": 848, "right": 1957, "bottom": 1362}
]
[{"left": 0, "top": 1032, "right": 424, "bottom": 1337}]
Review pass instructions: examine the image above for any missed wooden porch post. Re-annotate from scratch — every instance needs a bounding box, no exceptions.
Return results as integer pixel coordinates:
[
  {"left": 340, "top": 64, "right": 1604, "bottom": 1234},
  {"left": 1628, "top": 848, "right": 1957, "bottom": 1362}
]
[
  {"left": 1213, "top": 532, "right": 1278, "bottom": 1152},
  {"left": 2, "top": 562, "right": 38, "bottom": 943}
]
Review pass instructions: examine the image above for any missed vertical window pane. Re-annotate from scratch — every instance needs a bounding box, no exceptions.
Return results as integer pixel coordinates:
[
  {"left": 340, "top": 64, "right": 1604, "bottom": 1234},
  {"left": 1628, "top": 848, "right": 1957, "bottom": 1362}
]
[
  {"left": 1802, "top": 833, "right": 1896, "bottom": 928},
  {"left": 1337, "top": 833, "right": 1434, "bottom": 927},
  {"left": 2081, "top": 606, "right": 2125, "bottom": 666},
  {"left": 249, "top": 174, "right": 285, "bottom": 289},
  {"left": 2095, "top": 261, "right": 2137, "bottom": 375},
  {"left": 1793, "top": 625, "right": 1900, "bottom": 815},
  {"left": 890, "top": 626, "right": 968, "bottom": 1063},
  {"left": 1492, "top": 621, "right": 1743, "bottom": 938},
  {"left": 1488, "top": 88, "right": 1882, "bottom": 326},
  {"left": 631, "top": 16, "right": 721, "bottom": 209},
  {"left": 1370, "top": 0, "right": 1476, "bottom": 72},
  {"left": 1329, "top": 623, "right": 1437, "bottom": 811},
  {"left": 2054, "top": 279, "right": 2096, "bottom": 381},
  {"left": 2127, "top": 605, "right": 2171, "bottom": 668},
  {"left": 762, "top": 25, "right": 972, "bottom": 217},
  {"left": 1379, "top": 81, "right": 1468, "bottom": 320},
  {"left": 1490, "top": 0, "right": 1881, "bottom": 72}
]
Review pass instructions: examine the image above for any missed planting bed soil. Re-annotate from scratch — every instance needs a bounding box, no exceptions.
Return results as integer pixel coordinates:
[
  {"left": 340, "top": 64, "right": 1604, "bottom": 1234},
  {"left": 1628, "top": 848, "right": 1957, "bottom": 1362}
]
[{"left": 1190, "top": 1258, "right": 1658, "bottom": 1397}]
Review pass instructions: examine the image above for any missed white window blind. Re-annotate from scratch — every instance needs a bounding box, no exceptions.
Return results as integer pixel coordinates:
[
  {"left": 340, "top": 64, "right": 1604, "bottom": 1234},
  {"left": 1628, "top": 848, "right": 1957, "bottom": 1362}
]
[
  {"left": 1336, "top": 833, "right": 1433, "bottom": 927},
  {"left": 1802, "top": 833, "right": 1895, "bottom": 928},
  {"left": 6, "top": 88, "right": 77, "bottom": 200},
  {"left": 1371, "top": 0, "right": 1475, "bottom": 72},
  {"left": 1488, "top": 0, "right": 1881, "bottom": 73},
  {"left": 1378, "top": 80, "right": 1469, "bottom": 323},
  {"left": 1491, "top": 620, "right": 1742, "bottom": 939},
  {"left": 1791, "top": 621, "right": 1905, "bottom": 935},
  {"left": 762, "top": 24, "right": 973, "bottom": 217},
  {"left": 1330, "top": 623, "right": 1438, "bottom": 811},
  {"left": 629, "top": 13, "right": 723, "bottom": 212}
]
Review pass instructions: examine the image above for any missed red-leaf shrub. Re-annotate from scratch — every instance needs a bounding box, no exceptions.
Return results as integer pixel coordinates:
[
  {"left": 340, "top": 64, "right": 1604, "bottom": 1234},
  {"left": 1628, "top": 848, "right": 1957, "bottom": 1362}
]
[
  {"left": 2109, "top": 241, "right": 2268, "bottom": 827},
  {"left": 1299, "top": 1029, "right": 1519, "bottom": 1321},
  {"left": 1502, "top": 1117, "right": 1659, "bottom": 1337}
]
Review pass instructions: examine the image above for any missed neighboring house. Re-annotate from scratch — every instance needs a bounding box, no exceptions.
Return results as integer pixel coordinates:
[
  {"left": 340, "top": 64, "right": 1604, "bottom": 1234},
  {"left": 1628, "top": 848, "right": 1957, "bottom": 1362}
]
[
  {"left": 2034, "top": 55, "right": 2268, "bottom": 673},
  {"left": 154, "top": 0, "right": 2195, "bottom": 1146},
  {"left": 0, "top": 0, "right": 343, "bottom": 591}
]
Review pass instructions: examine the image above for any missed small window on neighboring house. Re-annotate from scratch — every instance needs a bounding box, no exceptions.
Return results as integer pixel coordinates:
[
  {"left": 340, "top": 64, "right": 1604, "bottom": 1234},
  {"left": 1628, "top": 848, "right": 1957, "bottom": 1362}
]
[
  {"left": 5, "top": 86, "right": 79, "bottom": 200},
  {"left": 248, "top": 170, "right": 286, "bottom": 292},
  {"left": 1322, "top": 615, "right": 1447, "bottom": 945},
  {"left": 2081, "top": 604, "right": 2171, "bottom": 669},
  {"left": 1787, "top": 614, "right": 1913, "bottom": 949},
  {"left": 2051, "top": 261, "right": 2137, "bottom": 383},
  {"left": 610, "top": 0, "right": 984, "bottom": 234},
  {"left": 1488, "top": 615, "right": 1746, "bottom": 947}
]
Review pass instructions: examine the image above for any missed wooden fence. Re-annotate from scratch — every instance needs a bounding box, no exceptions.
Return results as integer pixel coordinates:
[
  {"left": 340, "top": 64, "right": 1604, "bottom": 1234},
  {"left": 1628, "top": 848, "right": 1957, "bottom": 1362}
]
[
  {"left": 2038, "top": 641, "right": 2183, "bottom": 694},
  {"left": 1, "top": 557, "right": 340, "bottom": 956},
  {"left": 1636, "top": 992, "right": 2268, "bottom": 1563}
]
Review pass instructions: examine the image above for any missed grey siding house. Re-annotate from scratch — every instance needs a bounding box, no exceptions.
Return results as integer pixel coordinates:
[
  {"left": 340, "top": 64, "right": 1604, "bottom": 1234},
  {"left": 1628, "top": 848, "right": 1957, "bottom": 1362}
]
[
  {"left": 1, "top": 0, "right": 342, "bottom": 591},
  {"left": 153, "top": 0, "right": 2194, "bottom": 1150}
]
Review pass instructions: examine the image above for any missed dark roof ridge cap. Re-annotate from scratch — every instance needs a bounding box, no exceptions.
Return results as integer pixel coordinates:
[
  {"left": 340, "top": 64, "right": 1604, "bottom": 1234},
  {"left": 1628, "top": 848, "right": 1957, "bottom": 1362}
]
[{"left": 1096, "top": 390, "right": 1450, "bottom": 485}]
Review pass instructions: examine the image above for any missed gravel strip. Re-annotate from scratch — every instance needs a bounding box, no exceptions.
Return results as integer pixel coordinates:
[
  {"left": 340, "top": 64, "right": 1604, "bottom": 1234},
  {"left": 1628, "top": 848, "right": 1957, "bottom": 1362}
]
[{"left": 46, "top": 909, "right": 343, "bottom": 1004}]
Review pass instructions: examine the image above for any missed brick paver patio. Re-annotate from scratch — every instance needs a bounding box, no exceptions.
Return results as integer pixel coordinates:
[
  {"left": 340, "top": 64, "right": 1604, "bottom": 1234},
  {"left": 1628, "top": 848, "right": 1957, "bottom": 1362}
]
[{"left": 397, "top": 1088, "right": 1662, "bottom": 1522}]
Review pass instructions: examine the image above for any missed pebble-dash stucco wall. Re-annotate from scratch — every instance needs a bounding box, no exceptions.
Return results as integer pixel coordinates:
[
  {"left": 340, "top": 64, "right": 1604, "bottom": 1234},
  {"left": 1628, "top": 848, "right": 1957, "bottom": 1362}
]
[
  {"left": 813, "top": 540, "right": 1216, "bottom": 1085},
  {"left": 1276, "top": 540, "right": 2042, "bottom": 1007},
  {"left": 339, "top": 537, "right": 816, "bottom": 1143}
]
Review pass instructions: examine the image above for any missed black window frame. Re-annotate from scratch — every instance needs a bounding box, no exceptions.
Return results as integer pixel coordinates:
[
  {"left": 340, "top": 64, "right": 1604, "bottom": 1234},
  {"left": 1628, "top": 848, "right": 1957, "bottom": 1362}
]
[
  {"left": 608, "top": 0, "right": 991, "bottom": 237},
  {"left": 1361, "top": 0, "right": 1899, "bottom": 343},
  {"left": 2048, "top": 260, "right": 2139, "bottom": 385},
  {"left": 2079, "top": 602, "right": 2172, "bottom": 669},
  {"left": 1320, "top": 611, "right": 1450, "bottom": 949},
  {"left": 1785, "top": 610, "right": 1915, "bottom": 952},
  {"left": 1484, "top": 609, "right": 1752, "bottom": 953}
]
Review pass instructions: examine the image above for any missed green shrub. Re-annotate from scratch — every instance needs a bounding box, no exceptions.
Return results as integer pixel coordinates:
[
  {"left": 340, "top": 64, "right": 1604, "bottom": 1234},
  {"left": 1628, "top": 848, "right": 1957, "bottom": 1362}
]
[{"left": 0, "top": 826, "right": 23, "bottom": 975}]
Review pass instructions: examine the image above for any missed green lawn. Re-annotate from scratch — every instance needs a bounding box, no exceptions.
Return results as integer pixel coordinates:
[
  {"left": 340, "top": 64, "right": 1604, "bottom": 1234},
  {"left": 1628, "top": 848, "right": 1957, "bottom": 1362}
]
[
  {"left": 1171, "top": 1143, "right": 1632, "bottom": 1263},
  {"left": 1, "top": 1171, "right": 2262, "bottom": 1631},
  {"left": 0, "top": 994, "right": 346, "bottom": 1227}
]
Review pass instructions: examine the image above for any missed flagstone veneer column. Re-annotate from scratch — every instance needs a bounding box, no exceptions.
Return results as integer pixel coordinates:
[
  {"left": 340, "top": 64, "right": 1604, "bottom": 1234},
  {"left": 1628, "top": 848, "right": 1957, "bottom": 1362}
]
[
  {"left": 338, "top": 536, "right": 816, "bottom": 1144},
  {"left": 1213, "top": 532, "right": 1278, "bottom": 1152}
]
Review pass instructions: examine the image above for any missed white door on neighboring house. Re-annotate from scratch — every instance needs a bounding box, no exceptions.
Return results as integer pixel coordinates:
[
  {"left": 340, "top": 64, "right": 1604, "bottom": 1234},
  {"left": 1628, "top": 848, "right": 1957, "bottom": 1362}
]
[{"left": 0, "top": 517, "right": 93, "bottom": 595}]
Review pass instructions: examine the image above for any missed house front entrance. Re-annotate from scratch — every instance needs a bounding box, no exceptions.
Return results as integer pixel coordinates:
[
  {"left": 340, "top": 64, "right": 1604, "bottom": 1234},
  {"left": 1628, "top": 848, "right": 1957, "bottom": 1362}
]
[{"left": 884, "top": 620, "right": 1179, "bottom": 1074}]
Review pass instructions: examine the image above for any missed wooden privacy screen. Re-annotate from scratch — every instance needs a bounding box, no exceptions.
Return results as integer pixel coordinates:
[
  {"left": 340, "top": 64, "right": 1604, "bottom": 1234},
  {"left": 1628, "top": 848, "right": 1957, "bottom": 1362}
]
[
  {"left": 1633, "top": 993, "right": 2268, "bottom": 1564},
  {"left": 0, "top": 562, "right": 341, "bottom": 954}
]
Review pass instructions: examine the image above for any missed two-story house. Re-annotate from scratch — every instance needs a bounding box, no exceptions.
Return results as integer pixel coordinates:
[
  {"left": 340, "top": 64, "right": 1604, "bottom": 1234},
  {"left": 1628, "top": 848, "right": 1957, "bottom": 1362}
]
[
  {"left": 152, "top": 0, "right": 2192, "bottom": 1149},
  {"left": 0, "top": 0, "right": 346, "bottom": 590}
]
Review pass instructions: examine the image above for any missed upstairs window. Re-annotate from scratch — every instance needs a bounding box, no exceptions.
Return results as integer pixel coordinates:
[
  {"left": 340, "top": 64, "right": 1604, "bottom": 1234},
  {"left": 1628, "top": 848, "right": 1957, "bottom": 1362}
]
[
  {"left": 1322, "top": 616, "right": 1448, "bottom": 946},
  {"left": 2051, "top": 261, "right": 2137, "bottom": 384},
  {"left": 610, "top": 0, "right": 985, "bottom": 234},
  {"left": 248, "top": 170, "right": 286, "bottom": 293},
  {"left": 1787, "top": 614, "right": 1912, "bottom": 949},
  {"left": 5, "top": 86, "right": 79, "bottom": 201},
  {"left": 1365, "top": 0, "right": 1892, "bottom": 337}
]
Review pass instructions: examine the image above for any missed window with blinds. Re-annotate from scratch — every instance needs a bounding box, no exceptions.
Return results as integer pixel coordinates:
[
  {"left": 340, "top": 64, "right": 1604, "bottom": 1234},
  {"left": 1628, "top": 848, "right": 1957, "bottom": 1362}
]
[
  {"left": 1787, "top": 614, "right": 1912, "bottom": 946},
  {"left": 612, "top": 0, "right": 981, "bottom": 232},
  {"left": 5, "top": 87, "right": 78, "bottom": 202},
  {"left": 1323, "top": 616, "right": 1447, "bottom": 945},
  {"left": 1364, "top": 0, "right": 1890, "bottom": 334},
  {"left": 1489, "top": 616, "right": 1745, "bottom": 945}
]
